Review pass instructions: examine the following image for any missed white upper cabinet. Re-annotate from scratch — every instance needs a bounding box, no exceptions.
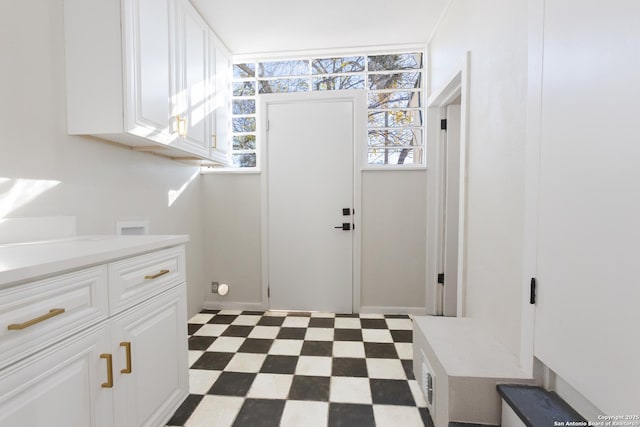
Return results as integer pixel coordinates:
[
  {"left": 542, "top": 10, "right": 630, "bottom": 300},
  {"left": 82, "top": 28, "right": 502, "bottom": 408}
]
[
  {"left": 64, "top": 0, "right": 231, "bottom": 162},
  {"left": 210, "top": 35, "right": 233, "bottom": 165}
]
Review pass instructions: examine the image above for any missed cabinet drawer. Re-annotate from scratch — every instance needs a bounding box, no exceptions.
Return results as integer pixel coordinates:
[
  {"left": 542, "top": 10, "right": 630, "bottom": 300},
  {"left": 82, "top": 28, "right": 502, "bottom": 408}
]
[
  {"left": 0, "top": 266, "right": 109, "bottom": 370},
  {"left": 108, "top": 246, "right": 185, "bottom": 315}
]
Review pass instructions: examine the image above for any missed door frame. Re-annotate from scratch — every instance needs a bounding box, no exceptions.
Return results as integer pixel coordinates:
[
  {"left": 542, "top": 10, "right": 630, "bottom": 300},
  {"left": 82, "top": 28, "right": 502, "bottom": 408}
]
[
  {"left": 426, "top": 52, "right": 470, "bottom": 316},
  {"left": 259, "top": 90, "right": 365, "bottom": 313}
]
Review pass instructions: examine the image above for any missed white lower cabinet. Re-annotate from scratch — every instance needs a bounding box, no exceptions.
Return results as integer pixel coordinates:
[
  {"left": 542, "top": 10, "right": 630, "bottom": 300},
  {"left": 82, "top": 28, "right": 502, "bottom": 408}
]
[
  {"left": 0, "top": 244, "right": 188, "bottom": 427},
  {"left": 112, "top": 285, "right": 188, "bottom": 427},
  {"left": 0, "top": 324, "right": 113, "bottom": 427}
]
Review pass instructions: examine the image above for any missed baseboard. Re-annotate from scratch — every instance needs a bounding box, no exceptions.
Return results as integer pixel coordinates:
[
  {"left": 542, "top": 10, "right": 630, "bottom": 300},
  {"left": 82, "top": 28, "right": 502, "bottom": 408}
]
[
  {"left": 202, "top": 301, "right": 266, "bottom": 311},
  {"left": 359, "top": 306, "right": 428, "bottom": 316}
]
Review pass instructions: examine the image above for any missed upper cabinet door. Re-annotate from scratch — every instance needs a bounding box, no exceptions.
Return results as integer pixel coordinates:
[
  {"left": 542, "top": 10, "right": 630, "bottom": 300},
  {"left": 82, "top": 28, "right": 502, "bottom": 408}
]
[
  {"left": 122, "top": 0, "right": 177, "bottom": 145},
  {"left": 174, "top": 0, "right": 210, "bottom": 158},
  {"left": 211, "top": 41, "right": 232, "bottom": 165}
]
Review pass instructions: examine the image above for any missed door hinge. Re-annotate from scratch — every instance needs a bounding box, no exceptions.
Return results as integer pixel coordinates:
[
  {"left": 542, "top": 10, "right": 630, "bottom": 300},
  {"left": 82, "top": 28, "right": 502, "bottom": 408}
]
[
  {"left": 267, "top": 287, "right": 270, "bottom": 298},
  {"left": 440, "top": 119, "right": 447, "bottom": 130},
  {"left": 530, "top": 277, "right": 536, "bottom": 304},
  {"left": 437, "top": 273, "right": 445, "bottom": 285}
]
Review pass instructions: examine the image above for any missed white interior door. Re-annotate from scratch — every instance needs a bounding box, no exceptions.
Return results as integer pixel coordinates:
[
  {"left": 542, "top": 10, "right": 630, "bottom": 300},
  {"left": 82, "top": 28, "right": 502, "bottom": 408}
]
[
  {"left": 443, "top": 105, "right": 461, "bottom": 316},
  {"left": 266, "top": 95, "right": 355, "bottom": 313}
]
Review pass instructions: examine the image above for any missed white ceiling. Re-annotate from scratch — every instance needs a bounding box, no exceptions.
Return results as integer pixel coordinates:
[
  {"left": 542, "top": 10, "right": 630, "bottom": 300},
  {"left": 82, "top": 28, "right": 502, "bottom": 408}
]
[{"left": 190, "top": 0, "right": 450, "bottom": 55}]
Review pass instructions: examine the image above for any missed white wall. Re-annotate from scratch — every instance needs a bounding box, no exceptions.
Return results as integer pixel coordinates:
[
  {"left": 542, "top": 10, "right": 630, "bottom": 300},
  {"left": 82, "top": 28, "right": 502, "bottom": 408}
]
[
  {"left": 202, "top": 170, "right": 428, "bottom": 313},
  {"left": 0, "top": 0, "right": 206, "bottom": 316},
  {"left": 428, "top": 0, "right": 528, "bottom": 356}
]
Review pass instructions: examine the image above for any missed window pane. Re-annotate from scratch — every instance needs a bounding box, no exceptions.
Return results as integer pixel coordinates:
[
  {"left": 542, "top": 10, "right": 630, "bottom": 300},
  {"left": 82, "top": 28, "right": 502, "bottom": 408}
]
[
  {"left": 258, "top": 60, "right": 310, "bottom": 77},
  {"left": 232, "top": 99, "right": 256, "bottom": 115},
  {"left": 368, "top": 72, "right": 421, "bottom": 90},
  {"left": 233, "top": 81, "right": 256, "bottom": 96},
  {"left": 232, "top": 117, "right": 256, "bottom": 132},
  {"left": 233, "top": 63, "right": 255, "bottom": 78},
  {"left": 367, "top": 53, "right": 423, "bottom": 71},
  {"left": 368, "top": 91, "right": 422, "bottom": 109},
  {"left": 259, "top": 78, "right": 309, "bottom": 94},
  {"left": 313, "top": 75, "right": 365, "bottom": 91},
  {"left": 232, "top": 152, "right": 257, "bottom": 168},
  {"left": 368, "top": 110, "right": 423, "bottom": 127},
  {"left": 368, "top": 129, "right": 422, "bottom": 147},
  {"left": 312, "top": 56, "right": 365, "bottom": 74},
  {"left": 233, "top": 135, "right": 256, "bottom": 150},
  {"left": 367, "top": 147, "right": 423, "bottom": 165}
]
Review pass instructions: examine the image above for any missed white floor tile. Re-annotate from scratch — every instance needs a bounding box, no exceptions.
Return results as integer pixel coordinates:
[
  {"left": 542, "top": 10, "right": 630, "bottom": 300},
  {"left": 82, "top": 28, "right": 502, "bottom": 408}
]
[
  {"left": 248, "top": 325, "right": 280, "bottom": 339},
  {"left": 280, "top": 401, "right": 329, "bottom": 427},
  {"left": 373, "top": 405, "right": 424, "bottom": 427},
  {"left": 295, "top": 356, "right": 332, "bottom": 376},
  {"left": 386, "top": 318, "right": 413, "bottom": 330},
  {"left": 362, "top": 329, "right": 394, "bottom": 343},
  {"left": 394, "top": 342, "right": 414, "bottom": 360},
  {"left": 188, "top": 351, "right": 204, "bottom": 368},
  {"left": 206, "top": 337, "right": 245, "bottom": 353},
  {"left": 247, "top": 373, "right": 294, "bottom": 399},
  {"left": 185, "top": 395, "right": 244, "bottom": 427},
  {"left": 192, "top": 324, "right": 228, "bottom": 337},
  {"left": 332, "top": 341, "right": 366, "bottom": 358},
  {"left": 408, "top": 379, "right": 428, "bottom": 407},
  {"left": 330, "top": 377, "right": 372, "bottom": 404},
  {"left": 305, "top": 328, "right": 334, "bottom": 341},
  {"left": 188, "top": 313, "right": 214, "bottom": 324},
  {"left": 268, "top": 339, "right": 304, "bottom": 355},
  {"left": 231, "top": 315, "right": 261, "bottom": 326},
  {"left": 216, "top": 309, "right": 242, "bottom": 315},
  {"left": 265, "top": 310, "right": 287, "bottom": 317},
  {"left": 282, "top": 316, "right": 310, "bottom": 327},
  {"left": 310, "top": 312, "right": 335, "bottom": 318},
  {"left": 359, "top": 313, "right": 385, "bottom": 319},
  {"left": 225, "top": 353, "right": 266, "bottom": 373},
  {"left": 334, "top": 318, "right": 361, "bottom": 329},
  {"left": 366, "top": 359, "right": 407, "bottom": 379},
  {"left": 188, "top": 369, "right": 220, "bottom": 394}
]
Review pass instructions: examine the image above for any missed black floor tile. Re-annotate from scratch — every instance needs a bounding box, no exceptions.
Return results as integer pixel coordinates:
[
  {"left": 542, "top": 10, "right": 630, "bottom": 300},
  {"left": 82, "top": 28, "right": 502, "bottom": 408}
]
[
  {"left": 391, "top": 329, "right": 413, "bottom": 343},
  {"left": 221, "top": 325, "right": 254, "bottom": 337},
  {"left": 187, "top": 323, "right": 203, "bottom": 335},
  {"left": 360, "top": 318, "right": 387, "bottom": 329},
  {"left": 308, "top": 317, "right": 335, "bottom": 328},
  {"left": 334, "top": 329, "right": 363, "bottom": 341},
  {"left": 301, "top": 340, "right": 333, "bottom": 357},
  {"left": 385, "top": 314, "right": 411, "bottom": 319},
  {"left": 232, "top": 398, "right": 286, "bottom": 427},
  {"left": 191, "top": 352, "right": 234, "bottom": 370},
  {"left": 363, "top": 342, "right": 399, "bottom": 359},
  {"left": 200, "top": 309, "right": 219, "bottom": 314},
  {"left": 289, "top": 375, "right": 330, "bottom": 401},
  {"left": 328, "top": 403, "right": 375, "bottom": 427},
  {"left": 208, "top": 371, "right": 256, "bottom": 396},
  {"left": 208, "top": 314, "right": 238, "bottom": 324},
  {"left": 241, "top": 311, "right": 265, "bottom": 315},
  {"left": 332, "top": 358, "right": 368, "bottom": 377},
  {"left": 257, "top": 316, "right": 286, "bottom": 326},
  {"left": 260, "top": 355, "right": 299, "bottom": 374},
  {"left": 370, "top": 379, "right": 416, "bottom": 406},
  {"left": 336, "top": 313, "right": 359, "bottom": 318},
  {"left": 402, "top": 359, "right": 415, "bottom": 380},
  {"left": 166, "top": 394, "right": 203, "bottom": 425},
  {"left": 238, "top": 338, "right": 273, "bottom": 354},
  {"left": 277, "top": 327, "right": 307, "bottom": 339},
  {"left": 420, "top": 408, "right": 436, "bottom": 427},
  {"left": 188, "top": 335, "right": 216, "bottom": 351}
]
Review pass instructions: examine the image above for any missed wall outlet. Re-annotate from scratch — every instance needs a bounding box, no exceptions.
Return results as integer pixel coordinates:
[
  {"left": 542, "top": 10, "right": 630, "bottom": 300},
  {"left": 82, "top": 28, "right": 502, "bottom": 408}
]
[{"left": 211, "top": 282, "right": 219, "bottom": 293}]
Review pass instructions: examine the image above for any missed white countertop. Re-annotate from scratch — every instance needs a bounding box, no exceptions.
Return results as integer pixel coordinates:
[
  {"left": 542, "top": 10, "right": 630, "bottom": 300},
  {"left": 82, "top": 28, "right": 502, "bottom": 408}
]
[{"left": 0, "top": 235, "right": 189, "bottom": 287}]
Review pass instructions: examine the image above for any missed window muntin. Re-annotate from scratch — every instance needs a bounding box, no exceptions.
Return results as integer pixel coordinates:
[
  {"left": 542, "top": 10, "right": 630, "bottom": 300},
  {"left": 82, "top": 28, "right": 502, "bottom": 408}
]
[{"left": 230, "top": 52, "right": 424, "bottom": 168}]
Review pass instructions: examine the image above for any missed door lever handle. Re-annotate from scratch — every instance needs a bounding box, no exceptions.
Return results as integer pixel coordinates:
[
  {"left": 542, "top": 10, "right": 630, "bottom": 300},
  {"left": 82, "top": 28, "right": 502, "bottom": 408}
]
[{"left": 334, "top": 223, "right": 351, "bottom": 231}]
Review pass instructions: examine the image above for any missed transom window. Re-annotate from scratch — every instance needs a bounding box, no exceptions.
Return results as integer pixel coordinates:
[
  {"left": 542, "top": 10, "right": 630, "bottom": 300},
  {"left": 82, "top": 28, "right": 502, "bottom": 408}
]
[{"left": 231, "top": 52, "right": 424, "bottom": 168}]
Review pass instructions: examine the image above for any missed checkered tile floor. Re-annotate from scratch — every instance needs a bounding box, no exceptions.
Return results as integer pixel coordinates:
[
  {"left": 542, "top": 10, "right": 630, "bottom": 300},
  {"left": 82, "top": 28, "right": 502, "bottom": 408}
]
[{"left": 166, "top": 310, "right": 435, "bottom": 427}]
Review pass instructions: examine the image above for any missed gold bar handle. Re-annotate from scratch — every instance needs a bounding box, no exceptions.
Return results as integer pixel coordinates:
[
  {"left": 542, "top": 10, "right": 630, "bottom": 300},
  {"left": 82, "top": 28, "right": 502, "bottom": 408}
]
[
  {"left": 7, "top": 308, "right": 65, "bottom": 330},
  {"left": 100, "top": 354, "right": 113, "bottom": 388},
  {"left": 144, "top": 269, "right": 170, "bottom": 280},
  {"left": 120, "top": 342, "right": 132, "bottom": 374},
  {"left": 211, "top": 134, "right": 217, "bottom": 149}
]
